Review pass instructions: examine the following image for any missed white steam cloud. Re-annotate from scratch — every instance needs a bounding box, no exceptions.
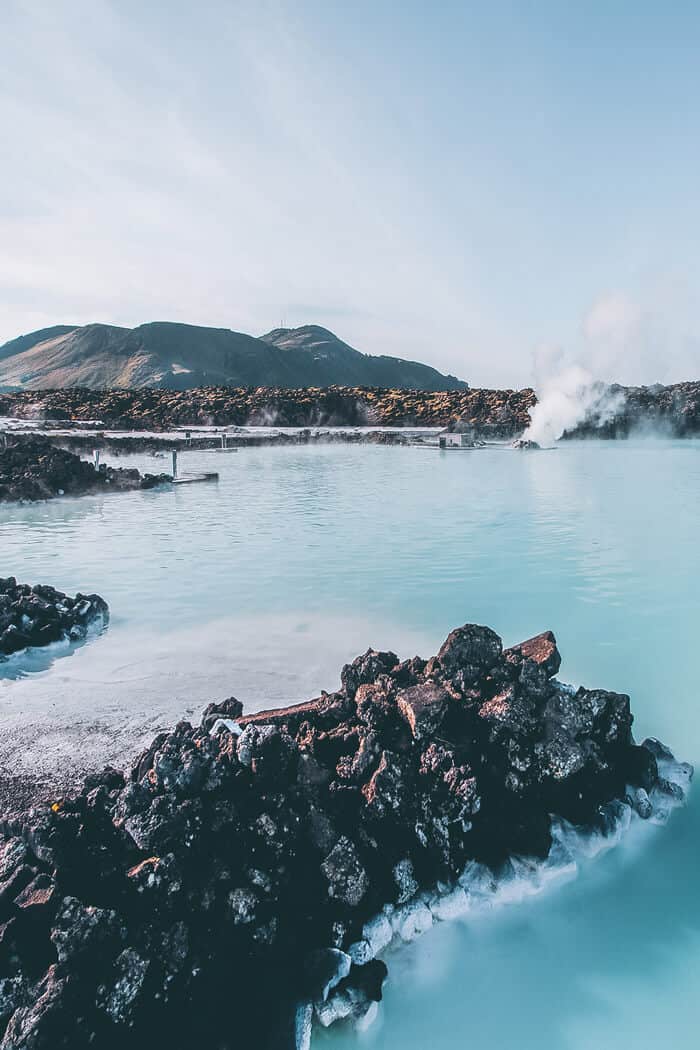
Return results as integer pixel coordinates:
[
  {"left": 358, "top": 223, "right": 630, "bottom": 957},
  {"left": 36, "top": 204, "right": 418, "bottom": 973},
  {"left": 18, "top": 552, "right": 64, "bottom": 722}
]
[
  {"left": 522, "top": 364, "right": 626, "bottom": 446},
  {"left": 521, "top": 286, "right": 700, "bottom": 446}
]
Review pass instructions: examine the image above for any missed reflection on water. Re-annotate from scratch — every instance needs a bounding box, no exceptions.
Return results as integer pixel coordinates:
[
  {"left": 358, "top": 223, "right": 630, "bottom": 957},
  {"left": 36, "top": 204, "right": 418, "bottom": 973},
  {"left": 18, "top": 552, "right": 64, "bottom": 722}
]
[
  {"left": 1, "top": 440, "right": 699, "bottom": 1049},
  {"left": 0, "top": 624, "right": 106, "bottom": 680}
]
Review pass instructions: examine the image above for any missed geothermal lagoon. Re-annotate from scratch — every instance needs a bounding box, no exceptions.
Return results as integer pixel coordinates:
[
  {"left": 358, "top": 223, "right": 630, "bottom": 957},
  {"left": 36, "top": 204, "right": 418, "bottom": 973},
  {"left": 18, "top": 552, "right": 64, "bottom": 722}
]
[{"left": 1, "top": 439, "right": 698, "bottom": 1048}]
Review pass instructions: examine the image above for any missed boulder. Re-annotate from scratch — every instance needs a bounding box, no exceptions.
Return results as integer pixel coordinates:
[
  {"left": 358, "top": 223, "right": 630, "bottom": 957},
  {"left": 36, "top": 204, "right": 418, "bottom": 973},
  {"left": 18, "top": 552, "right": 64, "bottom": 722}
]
[
  {"left": 396, "top": 682, "right": 449, "bottom": 740},
  {"left": 341, "top": 649, "right": 398, "bottom": 700},
  {"left": 321, "top": 838, "right": 369, "bottom": 907},
  {"left": 436, "top": 624, "right": 502, "bottom": 685},
  {"left": 505, "top": 630, "right": 561, "bottom": 678}
]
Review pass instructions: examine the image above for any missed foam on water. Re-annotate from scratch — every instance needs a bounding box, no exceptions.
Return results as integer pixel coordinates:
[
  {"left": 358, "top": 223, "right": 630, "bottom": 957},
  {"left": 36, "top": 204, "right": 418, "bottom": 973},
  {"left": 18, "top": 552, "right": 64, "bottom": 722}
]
[{"left": 310, "top": 754, "right": 691, "bottom": 1042}]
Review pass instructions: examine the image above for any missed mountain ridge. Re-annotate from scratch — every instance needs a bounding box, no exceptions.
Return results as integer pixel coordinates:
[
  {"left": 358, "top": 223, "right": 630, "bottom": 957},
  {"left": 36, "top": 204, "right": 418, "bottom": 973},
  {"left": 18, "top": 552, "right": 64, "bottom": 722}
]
[{"left": 0, "top": 321, "right": 468, "bottom": 392}]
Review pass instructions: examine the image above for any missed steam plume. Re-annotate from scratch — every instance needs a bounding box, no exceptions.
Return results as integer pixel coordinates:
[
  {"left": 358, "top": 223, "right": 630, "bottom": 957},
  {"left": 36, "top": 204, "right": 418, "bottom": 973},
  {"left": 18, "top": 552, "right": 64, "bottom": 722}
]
[{"left": 521, "top": 364, "right": 625, "bottom": 446}]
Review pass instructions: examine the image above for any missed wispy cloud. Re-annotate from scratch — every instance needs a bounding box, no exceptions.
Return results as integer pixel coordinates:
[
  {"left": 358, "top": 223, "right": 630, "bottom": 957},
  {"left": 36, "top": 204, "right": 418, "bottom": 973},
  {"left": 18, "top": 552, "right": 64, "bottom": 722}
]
[{"left": 2, "top": 1, "right": 700, "bottom": 386}]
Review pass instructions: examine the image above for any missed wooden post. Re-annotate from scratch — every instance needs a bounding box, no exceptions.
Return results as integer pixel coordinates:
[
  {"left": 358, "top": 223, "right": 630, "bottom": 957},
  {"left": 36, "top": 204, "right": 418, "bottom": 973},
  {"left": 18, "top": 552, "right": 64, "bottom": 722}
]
[
  {"left": 94, "top": 449, "right": 100, "bottom": 470},
  {"left": 172, "top": 449, "right": 178, "bottom": 478}
]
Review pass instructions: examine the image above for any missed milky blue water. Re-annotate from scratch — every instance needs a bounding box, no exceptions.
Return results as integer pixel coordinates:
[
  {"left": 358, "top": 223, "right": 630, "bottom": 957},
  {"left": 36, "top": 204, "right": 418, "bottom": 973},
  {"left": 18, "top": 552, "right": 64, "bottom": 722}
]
[{"left": 1, "top": 440, "right": 699, "bottom": 1048}]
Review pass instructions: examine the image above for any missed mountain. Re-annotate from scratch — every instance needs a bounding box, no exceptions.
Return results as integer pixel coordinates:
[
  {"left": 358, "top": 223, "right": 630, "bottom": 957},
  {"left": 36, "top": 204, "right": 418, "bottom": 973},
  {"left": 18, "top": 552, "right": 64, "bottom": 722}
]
[
  {"left": 0, "top": 321, "right": 467, "bottom": 392},
  {"left": 259, "top": 325, "right": 465, "bottom": 389},
  {"left": 0, "top": 325, "right": 77, "bottom": 363}
]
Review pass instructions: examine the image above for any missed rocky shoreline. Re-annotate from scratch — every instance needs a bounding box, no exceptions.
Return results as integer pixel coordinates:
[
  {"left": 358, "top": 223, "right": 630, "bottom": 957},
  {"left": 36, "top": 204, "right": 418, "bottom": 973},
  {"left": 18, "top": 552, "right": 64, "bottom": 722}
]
[
  {"left": 0, "top": 623, "right": 691, "bottom": 1049},
  {"left": 0, "top": 578, "right": 108, "bottom": 659},
  {"left": 1, "top": 380, "right": 699, "bottom": 438},
  {"left": 25, "top": 428, "right": 417, "bottom": 458},
  {"left": 0, "top": 437, "right": 171, "bottom": 502},
  {"left": 561, "top": 380, "right": 700, "bottom": 438}
]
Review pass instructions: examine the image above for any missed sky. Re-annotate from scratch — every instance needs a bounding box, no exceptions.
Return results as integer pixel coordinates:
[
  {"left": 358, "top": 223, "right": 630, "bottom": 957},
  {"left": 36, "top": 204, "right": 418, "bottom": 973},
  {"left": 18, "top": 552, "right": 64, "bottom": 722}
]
[{"left": 2, "top": 0, "right": 700, "bottom": 387}]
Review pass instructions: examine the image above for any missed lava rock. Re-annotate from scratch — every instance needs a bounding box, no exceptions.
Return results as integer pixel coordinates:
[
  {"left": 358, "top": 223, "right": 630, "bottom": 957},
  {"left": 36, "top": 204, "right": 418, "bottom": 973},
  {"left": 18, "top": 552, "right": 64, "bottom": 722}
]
[
  {"left": 0, "top": 436, "right": 170, "bottom": 503},
  {"left": 0, "top": 578, "right": 108, "bottom": 658},
  {"left": 396, "top": 682, "right": 449, "bottom": 740},
  {"left": 2, "top": 380, "right": 699, "bottom": 441},
  {"left": 505, "top": 630, "right": 561, "bottom": 678},
  {"left": 0, "top": 621, "right": 687, "bottom": 1050},
  {"left": 0, "top": 386, "right": 539, "bottom": 439},
  {"left": 321, "top": 838, "right": 369, "bottom": 908},
  {"left": 436, "top": 624, "right": 502, "bottom": 686}
]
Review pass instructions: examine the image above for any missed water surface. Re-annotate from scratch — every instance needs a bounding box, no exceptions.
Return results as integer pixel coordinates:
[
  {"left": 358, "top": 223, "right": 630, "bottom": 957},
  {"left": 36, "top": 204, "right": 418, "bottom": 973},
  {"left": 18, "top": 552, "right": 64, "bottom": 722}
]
[{"left": 1, "top": 440, "right": 698, "bottom": 1047}]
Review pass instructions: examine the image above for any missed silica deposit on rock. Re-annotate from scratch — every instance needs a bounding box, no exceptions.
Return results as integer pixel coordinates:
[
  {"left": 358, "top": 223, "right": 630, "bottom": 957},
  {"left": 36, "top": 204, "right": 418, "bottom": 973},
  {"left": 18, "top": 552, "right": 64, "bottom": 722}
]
[{"left": 0, "top": 624, "right": 691, "bottom": 1049}]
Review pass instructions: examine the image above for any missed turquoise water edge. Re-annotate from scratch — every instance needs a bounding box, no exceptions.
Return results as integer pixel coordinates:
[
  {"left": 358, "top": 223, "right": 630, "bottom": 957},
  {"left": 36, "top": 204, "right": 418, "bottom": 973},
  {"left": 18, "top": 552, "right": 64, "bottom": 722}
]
[{"left": 1, "top": 440, "right": 699, "bottom": 1049}]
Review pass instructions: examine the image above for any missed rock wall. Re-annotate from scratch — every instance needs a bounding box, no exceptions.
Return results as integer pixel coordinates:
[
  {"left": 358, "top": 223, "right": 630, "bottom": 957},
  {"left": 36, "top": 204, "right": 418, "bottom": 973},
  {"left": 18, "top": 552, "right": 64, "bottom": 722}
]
[
  {"left": 0, "top": 386, "right": 536, "bottom": 437},
  {"left": 0, "top": 623, "right": 691, "bottom": 1049},
  {"left": 3, "top": 381, "right": 698, "bottom": 438}
]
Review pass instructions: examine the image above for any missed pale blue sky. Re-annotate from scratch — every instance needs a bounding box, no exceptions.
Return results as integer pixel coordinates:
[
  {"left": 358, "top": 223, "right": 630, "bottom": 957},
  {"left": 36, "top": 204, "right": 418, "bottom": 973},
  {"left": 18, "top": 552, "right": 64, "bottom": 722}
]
[{"left": 2, "top": 0, "right": 699, "bottom": 385}]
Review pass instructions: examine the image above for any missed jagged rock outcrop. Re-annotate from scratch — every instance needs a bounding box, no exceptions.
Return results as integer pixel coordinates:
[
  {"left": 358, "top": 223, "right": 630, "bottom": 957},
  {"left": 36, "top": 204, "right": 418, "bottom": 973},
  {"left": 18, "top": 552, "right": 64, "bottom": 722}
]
[
  {"left": 0, "top": 437, "right": 170, "bottom": 502},
  {"left": 0, "top": 578, "right": 108, "bottom": 658},
  {"left": 0, "top": 625, "right": 691, "bottom": 1049}
]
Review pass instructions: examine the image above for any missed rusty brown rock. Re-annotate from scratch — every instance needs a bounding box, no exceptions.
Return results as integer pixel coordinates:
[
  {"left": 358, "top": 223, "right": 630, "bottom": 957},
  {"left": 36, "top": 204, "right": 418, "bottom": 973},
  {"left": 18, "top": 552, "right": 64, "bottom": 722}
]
[
  {"left": 13, "top": 874, "right": 56, "bottom": 913},
  {"left": 396, "top": 682, "right": 449, "bottom": 740},
  {"left": 505, "top": 631, "right": 561, "bottom": 677}
]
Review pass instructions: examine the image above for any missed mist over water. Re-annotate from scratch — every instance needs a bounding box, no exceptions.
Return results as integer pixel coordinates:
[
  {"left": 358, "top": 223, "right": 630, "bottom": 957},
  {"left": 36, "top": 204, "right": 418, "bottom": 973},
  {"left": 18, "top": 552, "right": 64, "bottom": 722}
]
[{"left": 1, "top": 442, "right": 699, "bottom": 1048}]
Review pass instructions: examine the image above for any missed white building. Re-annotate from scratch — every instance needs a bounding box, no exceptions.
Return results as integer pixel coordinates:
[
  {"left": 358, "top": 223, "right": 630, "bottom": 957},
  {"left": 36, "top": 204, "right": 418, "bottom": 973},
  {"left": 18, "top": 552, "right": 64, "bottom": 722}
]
[{"left": 439, "top": 432, "right": 470, "bottom": 448}]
